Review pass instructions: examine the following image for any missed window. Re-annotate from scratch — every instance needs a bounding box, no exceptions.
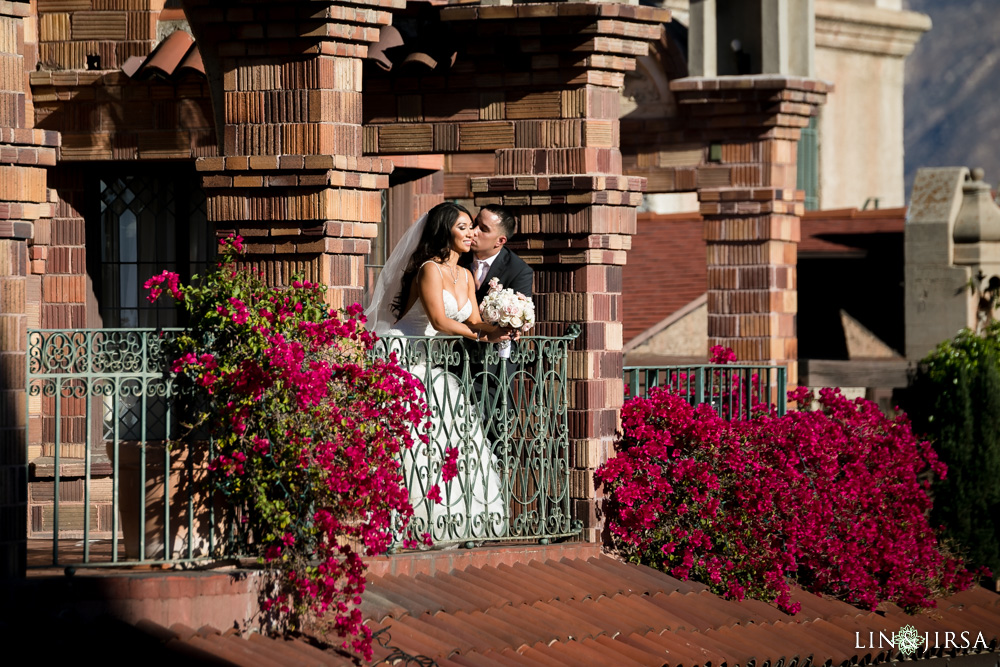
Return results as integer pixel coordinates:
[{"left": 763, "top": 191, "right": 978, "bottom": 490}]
[
  {"left": 92, "top": 165, "right": 212, "bottom": 328},
  {"left": 363, "top": 189, "right": 389, "bottom": 308},
  {"left": 797, "top": 115, "right": 819, "bottom": 211}
]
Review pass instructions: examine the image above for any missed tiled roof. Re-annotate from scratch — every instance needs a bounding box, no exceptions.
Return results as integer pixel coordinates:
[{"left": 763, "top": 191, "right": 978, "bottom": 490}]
[
  {"left": 121, "top": 30, "right": 204, "bottom": 80},
  {"left": 800, "top": 208, "right": 906, "bottom": 254},
  {"left": 135, "top": 620, "right": 357, "bottom": 666},
  {"left": 622, "top": 211, "right": 705, "bottom": 343},
  {"left": 362, "top": 547, "right": 1000, "bottom": 666}
]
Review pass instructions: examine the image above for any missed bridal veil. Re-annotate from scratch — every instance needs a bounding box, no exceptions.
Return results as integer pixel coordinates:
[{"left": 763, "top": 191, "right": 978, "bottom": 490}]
[{"left": 363, "top": 212, "right": 429, "bottom": 335}]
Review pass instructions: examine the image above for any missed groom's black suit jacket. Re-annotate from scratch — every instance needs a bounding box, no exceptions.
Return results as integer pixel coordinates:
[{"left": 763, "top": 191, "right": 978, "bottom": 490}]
[
  {"left": 458, "top": 248, "right": 534, "bottom": 448},
  {"left": 459, "top": 247, "right": 534, "bottom": 302}
]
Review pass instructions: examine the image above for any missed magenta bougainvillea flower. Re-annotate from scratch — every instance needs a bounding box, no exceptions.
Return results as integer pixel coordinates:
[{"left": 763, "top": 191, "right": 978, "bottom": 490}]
[
  {"left": 149, "top": 234, "right": 430, "bottom": 660},
  {"left": 597, "top": 360, "right": 976, "bottom": 615}
]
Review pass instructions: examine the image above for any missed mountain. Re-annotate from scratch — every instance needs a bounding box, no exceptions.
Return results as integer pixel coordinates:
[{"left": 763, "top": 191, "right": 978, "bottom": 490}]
[{"left": 904, "top": 0, "right": 1000, "bottom": 195}]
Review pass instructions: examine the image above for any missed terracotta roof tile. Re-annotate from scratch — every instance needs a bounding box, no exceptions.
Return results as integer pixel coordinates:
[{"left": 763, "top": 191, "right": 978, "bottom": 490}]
[
  {"left": 594, "top": 633, "right": 664, "bottom": 665},
  {"left": 421, "top": 571, "right": 511, "bottom": 610},
  {"left": 379, "top": 616, "right": 461, "bottom": 658},
  {"left": 450, "top": 568, "right": 526, "bottom": 606},
  {"left": 464, "top": 565, "right": 534, "bottom": 604},
  {"left": 591, "top": 594, "right": 660, "bottom": 634},
  {"left": 496, "top": 563, "right": 567, "bottom": 600},
  {"left": 516, "top": 644, "right": 575, "bottom": 667},
  {"left": 492, "top": 647, "right": 554, "bottom": 667},
  {"left": 423, "top": 610, "right": 514, "bottom": 652},
  {"left": 369, "top": 574, "right": 447, "bottom": 613},
  {"left": 463, "top": 609, "right": 537, "bottom": 650},
  {"left": 524, "top": 560, "right": 598, "bottom": 598},
  {"left": 545, "top": 636, "right": 624, "bottom": 667},
  {"left": 729, "top": 595, "right": 795, "bottom": 624},
  {"left": 538, "top": 559, "right": 616, "bottom": 596},
  {"left": 122, "top": 29, "right": 204, "bottom": 80},
  {"left": 397, "top": 612, "right": 481, "bottom": 654},
  {"left": 358, "top": 589, "right": 409, "bottom": 621},
  {"left": 486, "top": 605, "right": 563, "bottom": 645},
  {"left": 657, "top": 629, "right": 731, "bottom": 666},
  {"left": 658, "top": 628, "right": 741, "bottom": 666},
  {"left": 618, "top": 631, "right": 677, "bottom": 664},
  {"left": 530, "top": 600, "right": 606, "bottom": 640},
  {"left": 579, "top": 636, "right": 653, "bottom": 667},
  {"left": 646, "top": 591, "right": 735, "bottom": 630},
  {"left": 400, "top": 571, "right": 484, "bottom": 613}
]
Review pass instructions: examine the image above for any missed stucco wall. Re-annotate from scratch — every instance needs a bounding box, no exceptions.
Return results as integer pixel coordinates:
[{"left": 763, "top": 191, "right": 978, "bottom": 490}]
[{"left": 814, "top": 1, "right": 930, "bottom": 209}]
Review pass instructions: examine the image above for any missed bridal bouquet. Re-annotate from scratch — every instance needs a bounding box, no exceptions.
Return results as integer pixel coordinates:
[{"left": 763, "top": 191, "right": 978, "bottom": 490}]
[{"left": 480, "top": 277, "right": 535, "bottom": 358}]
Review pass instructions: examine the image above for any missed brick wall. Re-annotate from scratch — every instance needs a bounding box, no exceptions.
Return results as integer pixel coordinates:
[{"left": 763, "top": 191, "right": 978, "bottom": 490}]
[{"left": 0, "top": 2, "right": 58, "bottom": 576}]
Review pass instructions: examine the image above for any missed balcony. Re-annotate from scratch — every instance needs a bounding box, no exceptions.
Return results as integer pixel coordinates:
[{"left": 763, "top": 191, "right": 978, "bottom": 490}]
[{"left": 25, "top": 327, "right": 582, "bottom": 568}]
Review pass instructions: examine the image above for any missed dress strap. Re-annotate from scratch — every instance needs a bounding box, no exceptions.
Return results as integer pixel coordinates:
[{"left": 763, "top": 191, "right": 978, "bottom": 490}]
[{"left": 420, "top": 260, "right": 444, "bottom": 277}]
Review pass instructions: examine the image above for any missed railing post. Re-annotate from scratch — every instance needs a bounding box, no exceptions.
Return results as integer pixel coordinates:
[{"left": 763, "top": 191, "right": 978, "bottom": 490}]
[
  {"left": 778, "top": 365, "right": 787, "bottom": 417},
  {"left": 83, "top": 332, "right": 92, "bottom": 563},
  {"left": 696, "top": 367, "right": 706, "bottom": 411}
]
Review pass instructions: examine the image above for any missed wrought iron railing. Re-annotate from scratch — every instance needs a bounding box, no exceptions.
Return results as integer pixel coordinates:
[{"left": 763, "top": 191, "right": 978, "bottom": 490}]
[
  {"left": 623, "top": 364, "right": 788, "bottom": 419},
  {"left": 26, "top": 326, "right": 582, "bottom": 567},
  {"left": 25, "top": 328, "right": 241, "bottom": 567},
  {"left": 372, "top": 326, "right": 582, "bottom": 548}
]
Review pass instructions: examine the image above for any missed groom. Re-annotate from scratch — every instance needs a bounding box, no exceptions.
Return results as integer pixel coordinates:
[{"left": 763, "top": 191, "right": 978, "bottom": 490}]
[
  {"left": 459, "top": 204, "right": 534, "bottom": 447},
  {"left": 462, "top": 204, "right": 533, "bottom": 303}
]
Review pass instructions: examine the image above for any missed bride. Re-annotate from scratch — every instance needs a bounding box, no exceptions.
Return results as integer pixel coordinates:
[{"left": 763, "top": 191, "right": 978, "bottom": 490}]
[{"left": 364, "top": 202, "right": 511, "bottom": 544}]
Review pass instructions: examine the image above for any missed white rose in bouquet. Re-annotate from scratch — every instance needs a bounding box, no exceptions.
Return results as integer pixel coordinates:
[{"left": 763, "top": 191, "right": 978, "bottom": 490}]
[{"left": 479, "top": 277, "right": 535, "bottom": 358}]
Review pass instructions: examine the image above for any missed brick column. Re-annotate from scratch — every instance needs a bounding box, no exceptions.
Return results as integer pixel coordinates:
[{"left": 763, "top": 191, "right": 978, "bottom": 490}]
[
  {"left": 474, "top": 163, "right": 643, "bottom": 543},
  {"left": 671, "top": 76, "right": 829, "bottom": 384},
  {"left": 460, "top": 4, "right": 668, "bottom": 543},
  {"left": 0, "top": 3, "right": 59, "bottom": 577},
  {"left": 183, "top": 0, "right": 400, "bottom": 306}
]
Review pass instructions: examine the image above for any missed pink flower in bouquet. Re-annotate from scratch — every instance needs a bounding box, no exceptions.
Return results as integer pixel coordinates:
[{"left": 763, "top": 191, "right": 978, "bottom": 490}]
[{"left": 480, "top": 277, "right": 535, "bottom": 333}]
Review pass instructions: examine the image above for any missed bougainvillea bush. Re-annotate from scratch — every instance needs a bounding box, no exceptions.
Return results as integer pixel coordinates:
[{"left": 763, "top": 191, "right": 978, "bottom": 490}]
[
  {"left": 597, "top": 380, "right": 976, "bottom": 614},
  {"left": 146, "top": 236, "right": 430, "bottom": 659}
]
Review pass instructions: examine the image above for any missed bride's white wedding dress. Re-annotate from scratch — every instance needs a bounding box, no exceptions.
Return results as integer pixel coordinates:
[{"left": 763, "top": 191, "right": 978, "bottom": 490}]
[{"left": 386, "top": 264, "right": 507, "bottom": 543}]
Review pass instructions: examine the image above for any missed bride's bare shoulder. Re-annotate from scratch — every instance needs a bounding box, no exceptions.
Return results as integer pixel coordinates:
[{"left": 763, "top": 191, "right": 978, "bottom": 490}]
[{"left": 417, "top": 261, "right": 443, "bottom": 279}]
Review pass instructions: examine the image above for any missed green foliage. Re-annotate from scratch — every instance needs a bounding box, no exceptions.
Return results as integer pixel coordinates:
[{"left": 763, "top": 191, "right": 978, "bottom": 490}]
[{"left": 908, "top": 324, "right": 1000, "bottom": 575}]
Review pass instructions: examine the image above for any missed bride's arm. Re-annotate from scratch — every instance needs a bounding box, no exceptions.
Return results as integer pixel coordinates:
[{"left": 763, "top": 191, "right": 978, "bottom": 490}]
[{"left": 418, "top": 264, "right": 508, "bottom": 343}]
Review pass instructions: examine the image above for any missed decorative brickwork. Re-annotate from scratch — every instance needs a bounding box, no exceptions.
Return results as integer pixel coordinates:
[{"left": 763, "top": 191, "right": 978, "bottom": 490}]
[
  {"left": 30, "top": 70, "right": 215, "bottom": 161},
  {"left": 670, "top": 76, "right": 830, "bottom": 383},
  {"left": 36, "top": 0, "right": 160, "bottom": 72},
  {"left": 185, "top": 0, "right": 401, "bottom": 309},
  {"left": 0, "top": 2, "right": 58, "bottom": 577}
]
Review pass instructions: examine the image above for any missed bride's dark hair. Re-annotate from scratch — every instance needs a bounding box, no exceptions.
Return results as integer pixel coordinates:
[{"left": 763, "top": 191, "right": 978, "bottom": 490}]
[{"left": 391, "top": 201, "right": 472, "bottom": 320}]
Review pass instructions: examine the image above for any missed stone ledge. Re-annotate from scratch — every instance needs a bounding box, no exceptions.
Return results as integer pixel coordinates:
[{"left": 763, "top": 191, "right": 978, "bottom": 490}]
[
  {"left": 196, "top": 154, "right": 395, "bottom": 175},
  {"left": 442, "top": 2, "right": 670, "bottom": 24},
  {"left": 671, "top": 75, "right": 834, "bottom": 95},
  {"left": 0, "top": 128, "right": 60, "bottom": 149},
  {"left": 472, "top": 173, "right": 646, "bottom": 193},
  {"left": 10, "top": 566, "right": 266, "bottom": 631},
  {"left": 815, "top": 0, "right": 931, "bottom": 58}
]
